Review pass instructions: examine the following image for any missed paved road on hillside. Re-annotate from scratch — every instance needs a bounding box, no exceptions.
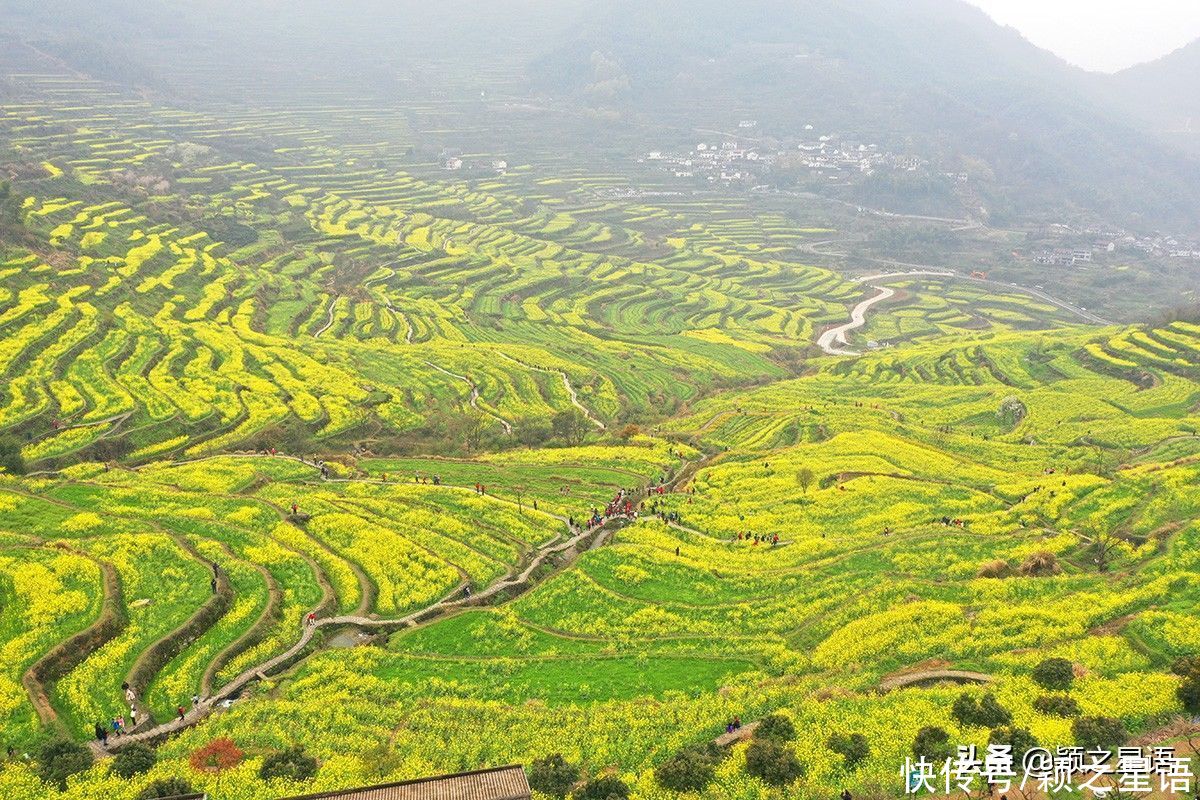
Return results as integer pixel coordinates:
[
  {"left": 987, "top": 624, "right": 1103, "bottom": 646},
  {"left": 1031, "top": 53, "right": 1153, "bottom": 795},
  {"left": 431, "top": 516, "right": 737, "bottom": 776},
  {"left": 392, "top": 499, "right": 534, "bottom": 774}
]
[
  {"left": 858, "top": 270, "right": 1112, "bottom": 325},
  {"left": 816, "top": 286, "right": 896, "bottom": 356},
  {"left": 816, "top": 268, "right": 1113, "bottom": 356}
]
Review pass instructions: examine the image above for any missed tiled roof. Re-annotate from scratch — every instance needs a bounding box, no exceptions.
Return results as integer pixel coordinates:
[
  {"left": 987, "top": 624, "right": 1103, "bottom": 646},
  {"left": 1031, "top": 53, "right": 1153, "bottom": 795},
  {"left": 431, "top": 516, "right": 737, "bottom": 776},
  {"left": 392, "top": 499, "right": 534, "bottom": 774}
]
[{"left": 276, "top": 765, "right": 532, "bottom": 800}]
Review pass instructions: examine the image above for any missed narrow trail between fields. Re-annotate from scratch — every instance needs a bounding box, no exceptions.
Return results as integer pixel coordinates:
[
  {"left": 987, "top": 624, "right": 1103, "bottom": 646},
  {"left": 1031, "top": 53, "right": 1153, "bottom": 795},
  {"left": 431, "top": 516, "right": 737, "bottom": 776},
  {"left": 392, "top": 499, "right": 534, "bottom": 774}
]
[
  {"left": 878, "top": 668, "right": 992, "bottom": 692},
  {"left": 857, "top": 270, "right": 1112, "bottom": 325},
  {"left": 422, "top": 360, "right": 514, "bottom": 434},
  {"left": 314, "top": 295, "right": 339, "bottom": 338},
  {"left": 815, "top": 267, "right": 1111, "bottom": 357},
  {"left": 86, "top": 455, "right": 682, "bottom": 757},
  {"left": 378, "top": 296, "right": 414, "bottom": 344},
  {"left": 491, "top": 351, "right": 605, "bottom": 430}
]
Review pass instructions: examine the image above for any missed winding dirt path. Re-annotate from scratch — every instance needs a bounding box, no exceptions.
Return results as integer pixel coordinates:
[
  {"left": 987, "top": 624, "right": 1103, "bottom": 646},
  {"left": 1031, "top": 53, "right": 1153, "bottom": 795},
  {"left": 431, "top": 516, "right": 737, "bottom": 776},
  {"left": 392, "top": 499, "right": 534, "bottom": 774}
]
[
  {"left": 878, "top": 668, "right": 992, "bottom": 692},
  {"left": 314, "top": 295, "right": 339, "bottom": 338},
  {"left": 858, "top": 270, "right": 1112, "bottom": 325},
  {"left": 422, "top": 360, "right": 514, "bottom": 434},
  {"left": 816, "top": 286, "right": 896, "bottom": 356},
  {"left": 491, "top": 351, "right": 605, "bottom": 429},
  {"left": 816, "top": 266, "right": 1110, "bottom": 357}
]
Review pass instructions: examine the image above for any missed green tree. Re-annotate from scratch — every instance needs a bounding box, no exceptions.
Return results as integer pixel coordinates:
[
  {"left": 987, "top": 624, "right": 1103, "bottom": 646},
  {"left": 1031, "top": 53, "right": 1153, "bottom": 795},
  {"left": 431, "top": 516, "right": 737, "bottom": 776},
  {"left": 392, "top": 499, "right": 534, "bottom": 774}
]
[
  {"left": 137, "top": 777, "right": 197, "bottom": 799},
  {"left": 573, "top": 774, "right": 630, "bottom": 800},
  {"left": 654, "top": 748, "right": 715, "bottom": 793},
  {"left": 951, "top": 693, "right": 978, "bottom": 726},
  {"left": 37, "top": 739, "right": 93, "bottom": 790},
  {"left": 111, "top": 742, "right": 157, "bottom": 778},
  {"left": 950, "top": 695, "right": 1008, "bottom": 734},
  {"left": 1175, "top": 668, "right": 1200, "bottom": 716},
  {"left": 795, "top": 467, "right": 815, "bottom": 493},
  {"left": 529, "top": 754, "right": 579, "bottom": 799},
  {"left": 827, "top": 732, "right": 871, "bottom": 771},
  {"left": 745, "top": 739, "right": 804, "bottom": 786},
  {"left": 259, "top": 746, "right": 318, "bottom": 782},
  {"left": 1072, "top": 717, "right": 1128, "bottom": 751},
  {"left": 1033, "top": 694, "right": 1081, "bottom": 718},
  {"left": 1032, "top": 658, "right": 1075, "bottom": 691},
  {"left": 755, "top": 713, "right": 797, "bottom": 743},
  {"left": 0, "top": 435, "right": 26, "bottom": 476},
  {"left": 912, "top": 726, "right": 953, "bottom": 762},
  {"left": 976, "top": 693, "right": 1013, "bottom": 727},
  {"left": 988, "top": 726, "right": 1038, "bottom": 762},
  {"left": 653, "top": 742, "right": 724, "bottom": 792}
]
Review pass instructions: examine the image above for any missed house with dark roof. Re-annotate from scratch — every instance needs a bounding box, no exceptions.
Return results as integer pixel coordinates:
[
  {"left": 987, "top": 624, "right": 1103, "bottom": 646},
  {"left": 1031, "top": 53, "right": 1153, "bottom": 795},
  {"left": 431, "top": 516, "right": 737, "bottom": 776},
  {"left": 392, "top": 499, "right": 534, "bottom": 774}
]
[{"left": 274, "top": 765, "right": 532, "bottom": 800}]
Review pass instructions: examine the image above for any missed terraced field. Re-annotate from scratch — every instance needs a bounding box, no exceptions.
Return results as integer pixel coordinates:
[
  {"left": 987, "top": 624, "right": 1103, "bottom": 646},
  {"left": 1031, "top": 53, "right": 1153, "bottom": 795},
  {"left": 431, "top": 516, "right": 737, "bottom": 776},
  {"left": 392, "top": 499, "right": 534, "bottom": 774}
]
[
  {"left": 0, "top": 76, "right": 1093, "bottom": 471},
  {"left": 0, "top": 65, "right": 1198, "bottom": 800}
]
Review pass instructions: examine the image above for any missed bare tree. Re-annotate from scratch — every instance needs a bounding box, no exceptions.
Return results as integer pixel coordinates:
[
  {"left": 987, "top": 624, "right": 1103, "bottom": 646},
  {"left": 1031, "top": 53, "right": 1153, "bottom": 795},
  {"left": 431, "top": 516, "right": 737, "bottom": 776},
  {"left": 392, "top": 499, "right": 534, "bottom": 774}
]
[
  {"left": 462, "top": 413, "right": 489, "bottom": 452},
  {"left": 552, "top": 409, "right": 588, "bottom": 446},
  {"left": 1080, "top": 525, "right": 1132, "bottom": 573}
]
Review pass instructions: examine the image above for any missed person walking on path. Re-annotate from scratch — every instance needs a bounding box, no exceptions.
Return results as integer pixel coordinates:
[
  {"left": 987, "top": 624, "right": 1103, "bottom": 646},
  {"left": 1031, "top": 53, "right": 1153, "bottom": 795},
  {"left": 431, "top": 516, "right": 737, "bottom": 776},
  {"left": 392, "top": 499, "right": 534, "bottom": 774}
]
[
  {"left": 94, "top": 723, "right": 107, "bottom": 747},
  {"left": 177, "top": 705, "right": 186, "bottom": 721}
]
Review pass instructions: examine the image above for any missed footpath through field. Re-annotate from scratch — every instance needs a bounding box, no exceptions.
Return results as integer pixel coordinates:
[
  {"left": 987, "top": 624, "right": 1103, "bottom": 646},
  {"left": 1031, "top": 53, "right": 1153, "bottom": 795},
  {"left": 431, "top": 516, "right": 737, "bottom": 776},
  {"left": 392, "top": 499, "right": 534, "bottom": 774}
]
[{"left": 86, "top": 454, "right": 685, "bottom": 757}]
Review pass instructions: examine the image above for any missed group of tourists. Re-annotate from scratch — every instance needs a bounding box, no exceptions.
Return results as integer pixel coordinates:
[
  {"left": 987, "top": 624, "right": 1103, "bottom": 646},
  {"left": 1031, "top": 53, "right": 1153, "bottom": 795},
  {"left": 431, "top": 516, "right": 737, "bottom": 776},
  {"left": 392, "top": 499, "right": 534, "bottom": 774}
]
[
  {"left": 414, "top": 474, "right": 442, "bottom": 485},
  {"left": 100, "top": 689, "right": 204, "bottom": 745},
  {"left": 736, "top": 531, "right": 780, "bottom": 546},
  {"left": 95, "top": 683, "right": 202, "bottom": 747}
]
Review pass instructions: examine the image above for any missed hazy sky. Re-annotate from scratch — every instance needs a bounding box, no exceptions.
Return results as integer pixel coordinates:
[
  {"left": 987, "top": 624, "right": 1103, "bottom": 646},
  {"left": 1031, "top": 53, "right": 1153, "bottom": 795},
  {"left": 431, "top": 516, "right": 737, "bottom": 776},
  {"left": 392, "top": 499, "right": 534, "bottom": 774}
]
[{"left": 967, "top": 0, "right": 1200, "bottom": 72}]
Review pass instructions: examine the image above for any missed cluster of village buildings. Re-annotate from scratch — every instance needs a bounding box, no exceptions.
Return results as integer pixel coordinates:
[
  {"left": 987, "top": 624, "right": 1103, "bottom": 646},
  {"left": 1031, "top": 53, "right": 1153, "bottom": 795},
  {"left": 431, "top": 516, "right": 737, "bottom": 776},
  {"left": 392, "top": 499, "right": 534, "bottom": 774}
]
[
  {"left": 640, "top": 123, "right": 929, "bottom": 184},
  {"left": 442, "top": 153, "right": 508, "bottom": 174},
  {"left": 1031, "top": 223, "right": 1200, "bottom": 267}
]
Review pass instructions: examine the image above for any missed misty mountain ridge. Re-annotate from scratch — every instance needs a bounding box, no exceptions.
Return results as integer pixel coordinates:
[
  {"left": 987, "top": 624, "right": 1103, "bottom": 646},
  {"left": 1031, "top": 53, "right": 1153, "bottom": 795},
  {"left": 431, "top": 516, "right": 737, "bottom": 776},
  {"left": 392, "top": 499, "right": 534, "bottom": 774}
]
[
  {"left": 1111, "top": 38, "right": 1200, "bottom": 152},
  {"left": 2, "top": 0, "right": 1199, "bottom": 234},
  {"left": 531, "top": 0, "right": 1200, "bottom": 232}
]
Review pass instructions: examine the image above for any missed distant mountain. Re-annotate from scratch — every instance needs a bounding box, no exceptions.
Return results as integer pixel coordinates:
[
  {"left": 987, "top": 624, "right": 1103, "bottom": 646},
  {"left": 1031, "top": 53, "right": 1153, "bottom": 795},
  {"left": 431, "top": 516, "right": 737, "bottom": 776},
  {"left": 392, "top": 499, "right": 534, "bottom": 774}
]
[
  {"left": 530, "top": 0, "right": 1200, "bottom": 232},
  {"left": 3, "top": 0, "right": 1199, "bottom": 232},
  {"left": 1110, "top": 39, "right": 1200, "bottom": 149}
]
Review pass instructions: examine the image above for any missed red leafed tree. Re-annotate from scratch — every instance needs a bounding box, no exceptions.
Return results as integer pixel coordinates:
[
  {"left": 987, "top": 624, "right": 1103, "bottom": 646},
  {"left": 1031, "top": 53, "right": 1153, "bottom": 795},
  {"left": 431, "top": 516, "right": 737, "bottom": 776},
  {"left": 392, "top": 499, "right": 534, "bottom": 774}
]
[{"left": 190, "top": 737, "right": 243, "bottom": 774}]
